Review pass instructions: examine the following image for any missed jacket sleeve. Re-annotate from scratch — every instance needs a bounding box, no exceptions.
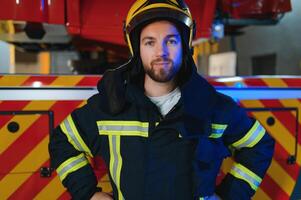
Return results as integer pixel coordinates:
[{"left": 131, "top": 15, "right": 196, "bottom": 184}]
[
  {"left": 215, "top": 95, "right": 275, "bottom": 200},
  {"left": 49, "top": 101, "right": 102, "bottom": 199}
]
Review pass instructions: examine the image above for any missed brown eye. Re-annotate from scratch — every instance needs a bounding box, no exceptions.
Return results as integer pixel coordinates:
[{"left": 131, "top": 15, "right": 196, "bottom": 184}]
[
  {"left": 167, "top": 38, "right": 178, "bottom": 45},
  {"left": 145, "top": 41, "right": 155, "bottom": 46}
]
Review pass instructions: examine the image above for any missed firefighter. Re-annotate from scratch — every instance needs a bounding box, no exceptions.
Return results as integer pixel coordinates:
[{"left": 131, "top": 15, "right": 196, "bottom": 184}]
[{"left": 49, "top": 0, "right": 275, "bottom": 199}]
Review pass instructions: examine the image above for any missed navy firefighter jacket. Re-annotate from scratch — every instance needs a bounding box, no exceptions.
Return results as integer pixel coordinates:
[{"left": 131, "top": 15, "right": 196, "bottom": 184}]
[{"left": 49, "top": 66, "right": 275, "bottom": 200}]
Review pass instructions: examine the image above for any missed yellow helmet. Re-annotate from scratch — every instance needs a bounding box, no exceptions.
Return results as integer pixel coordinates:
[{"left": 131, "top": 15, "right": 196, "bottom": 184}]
[{"left": 124, "top": 0, "right": 195, "bottom": 56}]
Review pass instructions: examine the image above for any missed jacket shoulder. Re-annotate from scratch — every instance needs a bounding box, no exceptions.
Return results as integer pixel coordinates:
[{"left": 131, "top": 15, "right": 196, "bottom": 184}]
[{"left": 212, "top": 92, "right": 241, "bottom": 121}]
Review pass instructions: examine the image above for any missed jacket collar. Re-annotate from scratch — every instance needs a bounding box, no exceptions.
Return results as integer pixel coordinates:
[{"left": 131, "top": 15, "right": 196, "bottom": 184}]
[
  {"left": 178, "top": 69, "right": 217, "bottom": 137},
  {"left": 180, "top": 68, "right": 217, "bottom": 121}
]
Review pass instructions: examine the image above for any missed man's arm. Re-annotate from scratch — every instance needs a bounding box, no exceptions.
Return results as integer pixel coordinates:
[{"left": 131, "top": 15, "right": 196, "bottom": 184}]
[
  {"left": 49, "top": 104, "right": 103, "bottom": 199},
  {"left": 215, "top": 96, "right": 275, "bottom": 199}
]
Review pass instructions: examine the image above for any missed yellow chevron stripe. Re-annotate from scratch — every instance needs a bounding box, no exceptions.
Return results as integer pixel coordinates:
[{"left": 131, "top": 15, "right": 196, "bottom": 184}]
[
  {"left": 267, "top": 158, "right": 295, "bottom": 196},
  {"left": 223, "top": 81, "right": 236, "bottom": 87},
  {"left": 240, "top": 100, "right": 301, "bottom": 165},
  {"left": 0, "top": 76, "right": 28, "bottom": 86},
  {"left": 77, "top": 100, "right": 87, "bottom": 108},
  {"left": 273, "top": 99, "right": 301, "bottom": 167},
  {"left": 0, "top": 101, "right": 55, "bottom": 154},
  {"left": 50, "top": 76, "right": 83, "bottom": 86},
  {"left": 220, "top": 157, "right": 234, "bottom": 175},
  {"left": 0, "top": 136, "right": 49, "bottom": 199},
  {"left": 0, "top": 114, "right": 39, "bottom": 154},
  {"left": 97, "top": 174, "right": 113, "bottom": 193},
  {"left": 253, "top": 187, "right": 271, "bottom": 200},
  {"left": 33, "top": 176, "right": 67, "bottom": 200},
  {"left": 262, "top": 78, "right": 288, "bottom": 88}
]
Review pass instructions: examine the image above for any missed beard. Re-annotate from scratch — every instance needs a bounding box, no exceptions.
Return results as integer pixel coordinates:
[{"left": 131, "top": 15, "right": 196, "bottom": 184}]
[{"left": 144, "top": 58, "right": 181, "bottom": 83}]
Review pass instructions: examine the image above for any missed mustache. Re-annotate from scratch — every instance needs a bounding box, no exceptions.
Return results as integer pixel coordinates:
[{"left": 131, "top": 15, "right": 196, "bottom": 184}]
[{"left": 151, "top": 57, "right": 172, "bottom": 65}]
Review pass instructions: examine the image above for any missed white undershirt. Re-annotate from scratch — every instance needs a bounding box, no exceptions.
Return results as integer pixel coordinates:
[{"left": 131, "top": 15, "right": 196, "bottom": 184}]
[{"left": 147, "top": 87, "right": 181, "bottom": 117}]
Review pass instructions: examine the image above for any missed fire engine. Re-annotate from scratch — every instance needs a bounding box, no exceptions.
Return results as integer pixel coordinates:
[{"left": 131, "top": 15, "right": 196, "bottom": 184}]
[{"left": 0, "top": 0, "right": 300, "bottom": 199}]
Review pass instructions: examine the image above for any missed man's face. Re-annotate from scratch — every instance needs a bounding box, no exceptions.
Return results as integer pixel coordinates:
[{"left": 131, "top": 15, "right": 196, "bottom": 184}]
[{"left": 140, "top": 20, "right": 183, "bottom": 83}]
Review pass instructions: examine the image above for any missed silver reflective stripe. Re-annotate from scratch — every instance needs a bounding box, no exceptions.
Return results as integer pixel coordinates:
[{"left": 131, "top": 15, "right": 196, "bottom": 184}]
[
  {"left": 112, "top": 136, "right": 118, "bottom": 184},
  {"left": 58, "top": 155, "right": 86, "bottom": 178},
  {"left": 231, "top": 165, "right": 261, "bottom": 190},
  {"left": 100, "top": 125, "right": 148, "bottom": 133},
  {"left": 63, "top": 118, "right": 84, "bottom": 151},
  {"left": 109, "top": 135, "right": 124, "bottom": 200},
  {"left": 212, "top": 129, "right": 224, "bottom": 134},
  {"left": 210, "top": 129, "right": 224, "bottom": 138},
  {"left": 234, "top": 123, "right": 264, "bottom": 149},
  {"left": 209, "top": 124, "right": 228, "bottom": 138}
]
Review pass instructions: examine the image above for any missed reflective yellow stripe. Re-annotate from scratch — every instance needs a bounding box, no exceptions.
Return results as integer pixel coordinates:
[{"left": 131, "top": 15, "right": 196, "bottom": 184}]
[
  {"left": 98, "top": 120, "right": 148, "bottom": 127},
  {"left": 128, "top": 3, "right": 192, "bottom": 26},
  {"left": 57, "top": 153, "right": 89, "bottom": 181},
  {"left": 109, "top": 135, "right": 124, "bottom": 200},
  {"left": 230, "top": 163, "right": 262, "bottom": 190},
  {"left": 232, "top": 121, "right": 265, "bottom": 149},
  {"left": 60, "top": 115, "right": 92, "bottom": 156},
  {"left": 97, "top": 121, "right": 149, "bottom": 137},
  {"left": 209, "top": 123, "right": 228, "bottom": 138}
]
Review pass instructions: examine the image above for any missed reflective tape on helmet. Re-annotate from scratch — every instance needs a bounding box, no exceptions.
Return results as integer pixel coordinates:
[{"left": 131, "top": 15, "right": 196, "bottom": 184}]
[
  {"left": 230, "top": 163, "right": 262, "bottom": 191},
  {"left": 60, "top": 115, "right": 92, "bottom": 156},
  {"left": 209, "top": 123, "right": 228, "bottom": 138},
  {"left": 57, "top": 153, "right": 89, "bottom": 181},
  {"left": 97, "top": 121, "right": 149, "bottom": 137},
  {"left": 231, "top": 121, "right": 265, "bottom": 149}
]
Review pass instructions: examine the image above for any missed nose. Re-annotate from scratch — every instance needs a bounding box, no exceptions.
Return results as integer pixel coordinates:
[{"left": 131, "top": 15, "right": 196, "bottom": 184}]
[{"left": 156, "top": 42, "right": 168, "bottom": 57}]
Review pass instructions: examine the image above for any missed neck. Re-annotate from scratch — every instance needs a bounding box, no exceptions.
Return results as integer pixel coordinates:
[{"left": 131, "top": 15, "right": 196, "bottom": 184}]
[{"left": 144, "top": 74, "right": 177, "bottom": 97}]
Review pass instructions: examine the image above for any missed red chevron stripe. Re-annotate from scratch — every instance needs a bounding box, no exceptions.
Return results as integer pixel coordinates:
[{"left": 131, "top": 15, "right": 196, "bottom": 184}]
[
  {"left": 58, "top": 191, "right": 71, "bottom": 200},
  {"left": 0, "top": 115, "right": 13, "bottom": 129},
  {"left": 0, "top": 101, "right": 30, "bottom": 127},
  {"left": 7, "top": 160, "right": 56, "bottom": 200},
  {"left": 273, "top": 142, "right": 300, "bottom": 180},
  {"left": 260, "top": 99, "right": 300, "bottom": 143},
  {"left": 216, "top": 171, "right": 226, "bottom": 186},
  {"left": 0, "top": 101, "right": 83, "bottom": 182},
  {"left": 76, "top": 76, "right": 101, "bottom": 87},
  {"left": 93, "top": 156, "right": 109, "bottom": 179},
  {"left": 260, "top": 173, "right": 289, "bottom": 200},
  {"left": 0, "top": 101, "right": 29, "bottom": 111},
  {"left": 50, "top": 100, "right": 84, "bottom": 126},
  {"left": 246, "top": 108, "right": 300, "bottom": 179},
  {"left": 0, "top": 114, "right": 49, "bottom": 180},
  {"left": 207, "top": 79, "right": 227, "bottom": 86},
  {"left": 20, "top": 76, "right": 57, "bottom": 87},
  {"left": 282, "top": 79, "right": 301, "bottom": 87},
  {"left": 243, "top": 78, "right": 268, "bottom": 87}
]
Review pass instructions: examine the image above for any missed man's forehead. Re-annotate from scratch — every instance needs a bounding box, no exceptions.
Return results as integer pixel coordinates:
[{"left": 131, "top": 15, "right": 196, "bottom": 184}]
[{"left": 140, "top": 20, "right": 180, "bottom": 36}]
